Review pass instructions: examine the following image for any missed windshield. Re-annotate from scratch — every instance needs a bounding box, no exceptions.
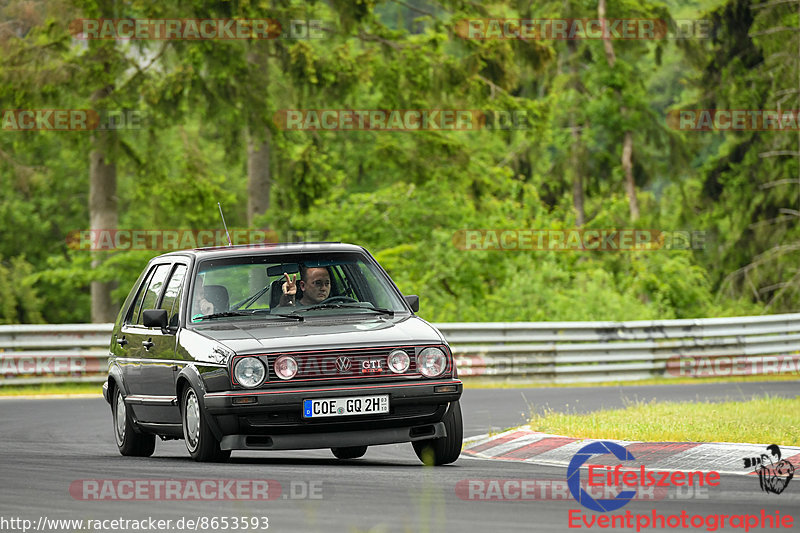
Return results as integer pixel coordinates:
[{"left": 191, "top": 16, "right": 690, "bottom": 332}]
[{"left": 189, "top": 252, "right": 408, "bottom": 322}]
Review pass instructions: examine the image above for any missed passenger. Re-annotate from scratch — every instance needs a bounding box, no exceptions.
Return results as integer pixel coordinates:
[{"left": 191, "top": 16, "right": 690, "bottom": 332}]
[{"left": 279, "top": 266, "right": 331, "bottom": 307}]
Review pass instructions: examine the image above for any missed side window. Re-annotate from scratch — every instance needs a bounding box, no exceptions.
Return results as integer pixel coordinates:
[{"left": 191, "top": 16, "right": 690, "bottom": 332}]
[
  {"left": 126, "top": 268, "right": 155, "bottom": 325},
  {"left": 159, "top": 264, "right": 187, "bottom": 329},
  {"left": 135, "top": 264, "right": 172, "bottom": 325}
]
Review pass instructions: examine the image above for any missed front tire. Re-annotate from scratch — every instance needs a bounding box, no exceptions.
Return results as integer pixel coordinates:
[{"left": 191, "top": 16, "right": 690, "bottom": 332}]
[
  {"left": 181, "top": 386, "right": 230, "bottom": 462},
  {"left": 331, "top": 446, "right": 368, "bottom": 459},
  {"left": 112, "top": 385, "right": 155, "bottom": 457},
  {"left": 412, "top": 401, "right": 462, "bottom": 466}
]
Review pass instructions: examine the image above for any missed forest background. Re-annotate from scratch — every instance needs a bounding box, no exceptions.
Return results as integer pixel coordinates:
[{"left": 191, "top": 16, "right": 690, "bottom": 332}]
[{"left": 0, "top": 0, "right": 797, "bottom": 325}]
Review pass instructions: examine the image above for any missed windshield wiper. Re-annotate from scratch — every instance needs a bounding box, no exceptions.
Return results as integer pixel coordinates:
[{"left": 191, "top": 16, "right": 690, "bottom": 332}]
[
  {"left": 193, "top": 310, "right": 257, "bottom": 321},
  {"left": 194, "top": 309, "right": 304, "bottom": 322},
  {"left": 268, "top": 312, "right": 304, "bottom": 321},
  {"left": 348, "top": 305, "right": 394, "bottom": 316},
  {"left": 296, "top": 303, "right": 394, "bottom": 316}
]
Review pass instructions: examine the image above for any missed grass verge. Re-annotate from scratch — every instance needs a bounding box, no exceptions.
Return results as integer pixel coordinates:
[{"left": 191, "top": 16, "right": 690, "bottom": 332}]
[
  {"left": 528, "top": 395, "right": 800, "bottom": 446},
  {"left": 0, "top": 382, "right": 103, "bottom": 397}
]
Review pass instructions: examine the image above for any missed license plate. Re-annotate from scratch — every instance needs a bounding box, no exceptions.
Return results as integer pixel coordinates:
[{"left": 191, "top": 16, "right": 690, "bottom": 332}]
[{"left": 303, "top": 395, "right": 389, "bottom": 418}]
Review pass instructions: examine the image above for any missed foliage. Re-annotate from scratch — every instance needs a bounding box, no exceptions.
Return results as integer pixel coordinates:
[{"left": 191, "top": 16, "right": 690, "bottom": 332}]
[
  {"left": 0, "top": 255, "right": 44, "bottom": 324},
  {"left": 0, "top": 0, "right": 790, "bottom": 323}
]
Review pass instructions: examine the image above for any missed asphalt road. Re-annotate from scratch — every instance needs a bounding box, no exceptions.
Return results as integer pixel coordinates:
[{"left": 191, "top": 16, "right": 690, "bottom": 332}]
[{"left": 0, "top": 381, "right": 798, "bottom": 533}]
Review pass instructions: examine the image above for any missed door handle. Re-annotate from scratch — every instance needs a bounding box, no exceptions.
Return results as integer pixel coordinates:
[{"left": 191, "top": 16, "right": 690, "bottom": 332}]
[
  {"left": 116, "top": 336, "right": 128, "bottom": 346},
  {"left": 142, "top": 339, "right": 154, "bottom": 350}
]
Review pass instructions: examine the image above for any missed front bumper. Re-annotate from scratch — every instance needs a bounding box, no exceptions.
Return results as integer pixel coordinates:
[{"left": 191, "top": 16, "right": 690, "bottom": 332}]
[
  {"left": 219, "top": 422, "right": 447, "bottom": 450},
  {"left": 203, "top": 379, "right": 462, "bottom": 450}
]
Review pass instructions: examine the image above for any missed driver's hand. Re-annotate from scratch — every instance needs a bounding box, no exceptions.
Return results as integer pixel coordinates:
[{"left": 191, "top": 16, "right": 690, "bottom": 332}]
[{"left": 282, "top": 273, "right": 297, "bottom": 304}]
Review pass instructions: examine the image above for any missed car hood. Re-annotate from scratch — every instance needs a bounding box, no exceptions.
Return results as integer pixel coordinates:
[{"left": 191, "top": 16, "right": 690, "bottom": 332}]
[{"left": 188, "top": 315, "right": 444, "bottom": 354}]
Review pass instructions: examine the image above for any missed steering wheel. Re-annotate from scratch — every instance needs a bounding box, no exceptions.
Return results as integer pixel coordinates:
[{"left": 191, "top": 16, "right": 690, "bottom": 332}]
[{"left": 320, "top": 296, "right": 358, "bottom": 304}]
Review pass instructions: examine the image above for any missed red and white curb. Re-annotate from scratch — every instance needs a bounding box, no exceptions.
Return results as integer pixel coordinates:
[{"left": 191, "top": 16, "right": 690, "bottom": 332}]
[{"left": 462, "top": 427, "right": 800, "bottom": 476}]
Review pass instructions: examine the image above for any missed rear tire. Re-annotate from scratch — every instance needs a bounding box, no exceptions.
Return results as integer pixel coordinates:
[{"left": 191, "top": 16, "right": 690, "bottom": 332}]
[
  {"left": 112, "top": 385, "right": 155, "bottom": 457},
  {"left": 412, "top": 401, "right": 462, "bottom": 466},
  {"left": 181, "top": 386, "right": 230, "bottom": 462},
  {"left": 331, "top": 446, "right": 368, "bottom": 459}
]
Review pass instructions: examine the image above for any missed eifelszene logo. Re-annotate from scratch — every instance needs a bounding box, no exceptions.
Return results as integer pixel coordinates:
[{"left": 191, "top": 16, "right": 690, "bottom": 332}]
[
  {"left": 567, "top": 441, "right": 720, "bottom": 512},
  {"left": 743, "top": 444, "right": 795, "bottom": 494},
  {"left": 567, "top": 441, "right": 637, "bottom": 512},
  {"left": 566, "top": 441, "right": 795, "bottom": 530}
]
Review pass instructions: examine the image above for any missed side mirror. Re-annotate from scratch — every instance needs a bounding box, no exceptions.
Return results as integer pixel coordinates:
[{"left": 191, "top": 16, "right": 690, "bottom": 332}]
[
  {"left": 404, "top": 294, "right": 419, "bottom": 313},
  {"left": 142, "top": 309, "right": 168, "bottom": 329}
]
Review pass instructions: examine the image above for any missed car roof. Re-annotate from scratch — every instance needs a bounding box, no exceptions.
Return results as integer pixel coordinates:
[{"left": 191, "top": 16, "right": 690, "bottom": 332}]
[{"left": 155, "top": 241, "right": 367, "bottom": 261}]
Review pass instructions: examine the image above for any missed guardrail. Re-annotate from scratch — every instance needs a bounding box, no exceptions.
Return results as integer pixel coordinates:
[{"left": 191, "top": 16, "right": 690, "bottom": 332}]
[
  {"left": 0, "top": 324, "right": 113, "bottom": 385},
  {"left": 1, "top": 314, "right": 799, "bottom": 386},
  {"left": 442, "top": 313, "right": 800, "bottom": 382}
]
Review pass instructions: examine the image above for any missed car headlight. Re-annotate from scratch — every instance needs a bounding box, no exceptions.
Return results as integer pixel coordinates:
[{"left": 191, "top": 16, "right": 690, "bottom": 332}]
[
  {"left": 234, "top": 357, "right": 266, "bottom": 388},
  {"left": 417, "top": 347, "right": 447, "bottom": 378},
  {"left": 274, "top": 355, "right": 298, "bottom": 380},
  {"left": 387, "top": 349, "right": 410, "bottom": 373}
]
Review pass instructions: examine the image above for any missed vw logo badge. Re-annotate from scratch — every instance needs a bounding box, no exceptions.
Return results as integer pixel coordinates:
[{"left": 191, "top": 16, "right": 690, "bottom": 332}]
[{"left": 335, "top": 356, "right": 352, "bottom": 373}]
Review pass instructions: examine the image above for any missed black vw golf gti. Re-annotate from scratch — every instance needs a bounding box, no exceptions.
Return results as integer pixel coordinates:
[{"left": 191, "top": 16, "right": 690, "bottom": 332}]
[{"left": 103, "top": 243, "right": 463, "bottom": 464}]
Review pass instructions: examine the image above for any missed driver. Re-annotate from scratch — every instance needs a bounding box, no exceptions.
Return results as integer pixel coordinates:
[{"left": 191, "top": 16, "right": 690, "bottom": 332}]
[
  {"left": 192, "top": 275, "right": 215, "bottom": 319},
  {"left": 279, "top": 266, "right": 331, "bottom": 307}
]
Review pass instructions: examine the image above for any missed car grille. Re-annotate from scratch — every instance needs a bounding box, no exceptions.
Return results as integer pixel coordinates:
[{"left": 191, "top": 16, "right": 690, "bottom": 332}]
[{"left": 259, "top": 345, "right": 441, "bottom": 386}]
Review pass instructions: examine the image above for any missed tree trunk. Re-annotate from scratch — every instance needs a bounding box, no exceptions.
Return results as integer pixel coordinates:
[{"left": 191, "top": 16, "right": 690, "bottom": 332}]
[
  {"left": 567, "top": 40, "right": 585, "bottom": 226},
  {"left": 247, "top": 129, "right": 271, "bottom": 226},
  {"left": 598, "top": 0, "right": 640, "bottom": 220},
  {"left": 88, "top": 1, "right": 119, "bottom": 323},
  {"left": 622, "top": 130, "right": 640, "bottom": 219},
  {"left": 246, "top": 128, "right": 271, "bottom": 297},
  {"left": 570, "top": 122, "right": 586, "bottom": 226},
  {"left": 245, "top": 39, "right": 272, "bottom": 227},
  {"left": 598, "top": 0, "right": 616, "bottom": 67},
  {"left": 89, "top": 121, "right": 118, "bottom": 323}
]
